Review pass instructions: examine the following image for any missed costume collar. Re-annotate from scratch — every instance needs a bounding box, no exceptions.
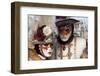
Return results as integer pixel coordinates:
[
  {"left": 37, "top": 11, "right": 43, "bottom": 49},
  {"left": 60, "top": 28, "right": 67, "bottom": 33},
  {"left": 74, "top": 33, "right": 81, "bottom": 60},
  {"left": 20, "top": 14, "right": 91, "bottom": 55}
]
[{"left": 38, "top": 54, "right": 46, "bottom": 60}]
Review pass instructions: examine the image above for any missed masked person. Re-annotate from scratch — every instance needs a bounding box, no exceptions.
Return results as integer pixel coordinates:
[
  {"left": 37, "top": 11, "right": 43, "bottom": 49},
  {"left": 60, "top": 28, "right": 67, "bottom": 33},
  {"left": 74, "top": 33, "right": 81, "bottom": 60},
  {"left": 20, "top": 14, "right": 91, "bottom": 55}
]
[
  {"left": 55, "top": 18, "right": 88, "bottom": 59},
  {"left": 28, "top": 25, "right": 54, "bottom": 60}
]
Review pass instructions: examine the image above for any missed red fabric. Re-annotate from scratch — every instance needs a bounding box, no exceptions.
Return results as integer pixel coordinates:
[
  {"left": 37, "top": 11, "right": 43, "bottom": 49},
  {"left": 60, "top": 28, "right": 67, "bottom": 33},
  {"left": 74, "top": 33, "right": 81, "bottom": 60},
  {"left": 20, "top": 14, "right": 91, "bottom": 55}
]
[{"left": 33, "top": 26, "right": 46, "bottom": 41}]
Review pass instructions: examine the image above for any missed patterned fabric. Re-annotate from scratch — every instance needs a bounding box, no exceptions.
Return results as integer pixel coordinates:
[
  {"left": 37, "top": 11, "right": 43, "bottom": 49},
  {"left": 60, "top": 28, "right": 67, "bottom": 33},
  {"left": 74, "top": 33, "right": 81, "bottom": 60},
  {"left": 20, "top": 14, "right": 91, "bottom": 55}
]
[{"left": 56, "top": 37, "right": 86, "bottom": 59}]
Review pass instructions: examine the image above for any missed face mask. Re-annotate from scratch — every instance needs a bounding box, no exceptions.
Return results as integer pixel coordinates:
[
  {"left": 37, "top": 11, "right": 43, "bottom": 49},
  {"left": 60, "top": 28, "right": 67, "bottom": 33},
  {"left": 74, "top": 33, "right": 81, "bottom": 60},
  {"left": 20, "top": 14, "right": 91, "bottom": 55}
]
[
  {"left": 60, "top": 32, "right": 71, "bottom": 42},
  {"left": 41, "top": 48, "right": 53, "bottom": 57}
]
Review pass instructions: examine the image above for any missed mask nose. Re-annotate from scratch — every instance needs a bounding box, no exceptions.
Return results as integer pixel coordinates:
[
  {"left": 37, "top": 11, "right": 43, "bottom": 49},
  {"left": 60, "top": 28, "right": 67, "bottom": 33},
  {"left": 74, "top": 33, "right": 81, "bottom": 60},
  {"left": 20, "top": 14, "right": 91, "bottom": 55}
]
[
  {"left": 47, "top": 48, "right": 52, "bottom": 52},
  {"left": 59, "top": 25, "right": 71, "bottom": 36}
]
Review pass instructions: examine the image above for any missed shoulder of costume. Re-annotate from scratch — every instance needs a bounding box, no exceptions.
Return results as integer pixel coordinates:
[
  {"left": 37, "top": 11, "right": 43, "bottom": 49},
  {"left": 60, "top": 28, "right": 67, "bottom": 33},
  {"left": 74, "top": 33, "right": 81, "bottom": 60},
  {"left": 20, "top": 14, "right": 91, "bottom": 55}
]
[{"left": 75, "top": 37, "right": 86, "bottom": 47}]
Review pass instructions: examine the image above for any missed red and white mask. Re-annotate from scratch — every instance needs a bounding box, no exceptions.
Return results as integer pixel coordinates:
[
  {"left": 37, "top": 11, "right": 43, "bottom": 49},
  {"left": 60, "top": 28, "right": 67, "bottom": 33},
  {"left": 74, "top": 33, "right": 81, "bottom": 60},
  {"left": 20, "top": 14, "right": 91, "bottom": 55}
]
[{"left": 39, "top": 44, "right": 53, "bottom": 57}]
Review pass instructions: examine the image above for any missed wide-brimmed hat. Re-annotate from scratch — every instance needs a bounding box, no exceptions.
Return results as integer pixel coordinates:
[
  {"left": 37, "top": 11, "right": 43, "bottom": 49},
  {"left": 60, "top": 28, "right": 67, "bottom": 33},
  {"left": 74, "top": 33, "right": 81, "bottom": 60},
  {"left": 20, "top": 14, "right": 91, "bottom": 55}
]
[{"left": 56, "top": 18, "right": 79, "bottom": 28}]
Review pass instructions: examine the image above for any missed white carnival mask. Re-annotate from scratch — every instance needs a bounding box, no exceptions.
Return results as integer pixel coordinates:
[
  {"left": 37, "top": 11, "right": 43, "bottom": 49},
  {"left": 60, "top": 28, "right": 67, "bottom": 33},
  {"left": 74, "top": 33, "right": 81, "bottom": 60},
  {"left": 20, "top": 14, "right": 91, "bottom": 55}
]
[
  {"left": 42, "top": 47, "right": 53, "bottom": 57},
  {"left": 39, "top": 44, "right": 53, "bottom": 57}
]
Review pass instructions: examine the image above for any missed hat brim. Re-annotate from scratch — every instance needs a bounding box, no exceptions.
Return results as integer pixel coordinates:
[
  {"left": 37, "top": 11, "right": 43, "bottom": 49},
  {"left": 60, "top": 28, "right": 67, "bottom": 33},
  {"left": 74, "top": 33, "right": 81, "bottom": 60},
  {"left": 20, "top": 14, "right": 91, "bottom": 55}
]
[
  {"left": 56, "top": 19, "right": 79, "bottom": 27},
  {"left": 32, "top": 41, "right": 53, "bottom": 45}
]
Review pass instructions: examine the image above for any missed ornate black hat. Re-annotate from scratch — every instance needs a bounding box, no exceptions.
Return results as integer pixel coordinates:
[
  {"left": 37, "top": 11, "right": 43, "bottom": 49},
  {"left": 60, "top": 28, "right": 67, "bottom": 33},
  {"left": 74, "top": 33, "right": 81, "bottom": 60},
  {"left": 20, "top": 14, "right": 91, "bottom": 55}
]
[{"left": 56, "top": 19, "right": 79, "bottom": 27}]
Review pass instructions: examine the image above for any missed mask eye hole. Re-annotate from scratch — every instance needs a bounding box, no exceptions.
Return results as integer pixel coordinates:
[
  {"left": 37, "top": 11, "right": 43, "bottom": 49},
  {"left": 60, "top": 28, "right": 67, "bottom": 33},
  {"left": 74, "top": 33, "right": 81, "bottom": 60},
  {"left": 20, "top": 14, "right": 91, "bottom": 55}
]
[
  {"left": 58, "top": 28, "right": 64, "bottom": 31},
  {"left": 41, "top": 44, "right": 53, "bottom": 50},
  {"left": 65, "top": 29, "right": 70, "bottom": 33}
]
